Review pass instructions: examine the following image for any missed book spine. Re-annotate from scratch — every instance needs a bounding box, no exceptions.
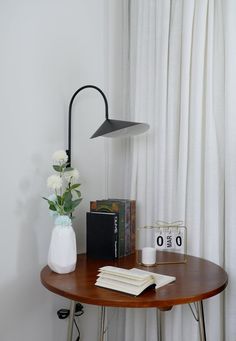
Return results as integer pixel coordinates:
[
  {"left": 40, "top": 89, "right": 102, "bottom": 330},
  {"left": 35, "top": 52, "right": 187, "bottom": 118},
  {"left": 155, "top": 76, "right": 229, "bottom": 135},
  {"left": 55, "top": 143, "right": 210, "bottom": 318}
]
[
  {"left": 90, "top": 201, "right": 97, "bottom": 212},
  {"left": 109, "top": 199, "right": 135, "bottom": 255},
  {"left": 130, "top": 200, "right": 136, "bottom": 254},
  {"left": 107, "top": 199, "right": 131, "bottom": 256},
  {"left": 114, "top": 214, "right": 118, "bottom": 258},
  {"left": 124, "top": 200, "right": 131, "bottom": 256}
]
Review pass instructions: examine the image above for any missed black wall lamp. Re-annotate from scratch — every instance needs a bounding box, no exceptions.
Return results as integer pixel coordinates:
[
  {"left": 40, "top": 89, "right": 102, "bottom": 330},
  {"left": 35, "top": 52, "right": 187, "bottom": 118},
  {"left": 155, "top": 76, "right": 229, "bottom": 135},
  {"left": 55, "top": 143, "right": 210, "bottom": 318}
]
[{"left": 66, "top": 84, "right": 149, "bottom": 166}]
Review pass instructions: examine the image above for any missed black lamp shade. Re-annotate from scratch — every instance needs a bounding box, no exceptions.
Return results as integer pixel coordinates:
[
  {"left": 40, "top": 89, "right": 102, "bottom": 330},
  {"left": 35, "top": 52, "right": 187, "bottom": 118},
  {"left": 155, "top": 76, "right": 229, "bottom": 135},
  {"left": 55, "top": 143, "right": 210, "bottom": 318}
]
[{"left": 90, "top": 119, "right": 149, "bottom": 138}]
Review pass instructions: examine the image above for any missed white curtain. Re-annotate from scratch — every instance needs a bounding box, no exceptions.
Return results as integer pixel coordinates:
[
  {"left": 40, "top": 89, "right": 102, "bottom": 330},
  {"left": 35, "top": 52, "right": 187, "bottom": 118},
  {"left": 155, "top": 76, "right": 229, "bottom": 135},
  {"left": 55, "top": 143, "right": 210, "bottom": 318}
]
[{"left": 107, "top": 0, "right": 236, "bottom": 340}]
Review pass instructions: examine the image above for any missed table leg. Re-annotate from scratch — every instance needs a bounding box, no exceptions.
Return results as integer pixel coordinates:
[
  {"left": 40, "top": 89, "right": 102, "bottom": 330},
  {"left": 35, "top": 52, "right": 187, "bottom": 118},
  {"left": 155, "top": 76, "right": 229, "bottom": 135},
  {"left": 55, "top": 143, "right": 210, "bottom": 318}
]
[
  {"left": 99, "top": 306, "right": 106, "bottom": 341},
  {"left": 157, "top": 309, "right": 163, "bottom": 341},
  {"left": 197, "top": 301, "right": 206, "bottom": 341},
  {"left": 66, "top": 300, "right": 76, "bottom": 341}
]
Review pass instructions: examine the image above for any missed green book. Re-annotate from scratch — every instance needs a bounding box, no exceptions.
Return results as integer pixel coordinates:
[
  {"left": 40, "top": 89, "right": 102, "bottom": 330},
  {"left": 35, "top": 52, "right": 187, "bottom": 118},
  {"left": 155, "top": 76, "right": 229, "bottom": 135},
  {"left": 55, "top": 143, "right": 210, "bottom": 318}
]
[
  {"left": 108, "top": 199, "right": 131, "bottom": 256},
  {"left": 130, "top": 200, "right": 136, "bottom": 254}
]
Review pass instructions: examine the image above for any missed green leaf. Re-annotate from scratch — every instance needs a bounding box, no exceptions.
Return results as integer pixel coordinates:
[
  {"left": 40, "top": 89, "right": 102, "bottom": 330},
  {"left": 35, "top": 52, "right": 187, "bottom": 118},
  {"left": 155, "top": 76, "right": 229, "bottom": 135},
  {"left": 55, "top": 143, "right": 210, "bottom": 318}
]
[
  {"left": 47, "top": 199, "right": 57, "bottom": 206},
  {"left": 64, "top": 191, "right": 72, "bottom": 202},
  {"left": 57, "top": 195, "right": 63, "bottom": 205},
  {"left": 42, "top": 197, "right": 58, "bottom": 211},
  {"left": 64, "top": 192, "right": 73, "bottom": 210},
  {"left": 64, "top": 206, "right": 72, "bottom": 213},
  {"left": 70, "top": 184, "right": 80, "bottom": 190},
  {"left": 75, "top": 190, "right": 81, "bottom": 198},
  {"left": 53, "top": 165, "right": 62, "bottom": 172},
  {"left": 49, "top": 204, "right": 57, "bottom": 211},
  {"left": 72, "top": 198, "right": 82, "bottom": 209}
]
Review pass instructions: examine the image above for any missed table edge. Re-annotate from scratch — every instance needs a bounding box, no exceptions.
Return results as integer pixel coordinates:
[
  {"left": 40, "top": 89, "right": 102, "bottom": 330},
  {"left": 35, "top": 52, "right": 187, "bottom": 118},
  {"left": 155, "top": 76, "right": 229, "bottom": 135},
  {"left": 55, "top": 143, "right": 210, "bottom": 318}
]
[{"left": 40, "top": 254, "right": 228, "bottom": 308}]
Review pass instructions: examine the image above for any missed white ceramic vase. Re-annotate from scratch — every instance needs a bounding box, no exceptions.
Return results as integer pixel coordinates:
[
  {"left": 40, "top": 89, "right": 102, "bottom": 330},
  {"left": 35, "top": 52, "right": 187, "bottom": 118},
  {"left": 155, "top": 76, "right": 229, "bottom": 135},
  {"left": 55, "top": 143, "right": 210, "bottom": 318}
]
[{"left": 48, "top": 216, "right": 77, "bottom": 274}]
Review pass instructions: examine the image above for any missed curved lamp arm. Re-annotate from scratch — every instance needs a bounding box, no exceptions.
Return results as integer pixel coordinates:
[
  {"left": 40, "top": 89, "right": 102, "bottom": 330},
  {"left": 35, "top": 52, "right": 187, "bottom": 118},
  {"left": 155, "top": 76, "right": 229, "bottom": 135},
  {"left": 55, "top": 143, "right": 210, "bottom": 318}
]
[
  {"left": 67, "top": 85, "right": 109, "bottom": 165},
  {"left": 66, "top": 84, "right": 149, "bottom": 166}
]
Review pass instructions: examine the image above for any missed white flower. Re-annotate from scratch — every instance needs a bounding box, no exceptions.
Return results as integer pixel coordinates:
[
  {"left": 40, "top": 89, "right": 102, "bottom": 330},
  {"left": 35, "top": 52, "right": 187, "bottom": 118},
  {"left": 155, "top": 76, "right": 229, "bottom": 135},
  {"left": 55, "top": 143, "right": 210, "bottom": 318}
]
[
  {"left": 47, "top": 174, "right": 63, "bottom": 190},
  {"left": 64, "top": 169, "right": 80, "bottom": 183},
  {"left": 52, "top": 150, "right": 68, "bottom": 164}
]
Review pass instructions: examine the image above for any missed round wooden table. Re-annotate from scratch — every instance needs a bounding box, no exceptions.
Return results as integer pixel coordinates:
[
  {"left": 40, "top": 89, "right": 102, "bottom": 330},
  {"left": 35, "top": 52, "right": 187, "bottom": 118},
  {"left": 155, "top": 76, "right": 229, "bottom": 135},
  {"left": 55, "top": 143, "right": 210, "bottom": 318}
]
[{"left": 41, "top": 253, "right": 228, "bottom": 341}]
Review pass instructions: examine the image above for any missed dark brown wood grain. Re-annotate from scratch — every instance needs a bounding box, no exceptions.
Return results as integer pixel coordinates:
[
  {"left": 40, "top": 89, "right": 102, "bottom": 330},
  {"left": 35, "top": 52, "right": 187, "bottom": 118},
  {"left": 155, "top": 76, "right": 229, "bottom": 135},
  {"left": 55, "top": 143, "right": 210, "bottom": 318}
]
[{"left": 40, "top": 252, "right": 228, "bottom": 309}]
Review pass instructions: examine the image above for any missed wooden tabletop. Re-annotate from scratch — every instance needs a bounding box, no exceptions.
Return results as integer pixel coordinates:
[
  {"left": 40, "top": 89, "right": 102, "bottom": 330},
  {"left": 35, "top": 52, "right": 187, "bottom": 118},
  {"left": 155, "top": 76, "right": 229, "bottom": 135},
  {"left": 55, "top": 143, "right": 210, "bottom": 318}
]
[{"left": 40, "top": 253, "right": 228, "bottom": 310}]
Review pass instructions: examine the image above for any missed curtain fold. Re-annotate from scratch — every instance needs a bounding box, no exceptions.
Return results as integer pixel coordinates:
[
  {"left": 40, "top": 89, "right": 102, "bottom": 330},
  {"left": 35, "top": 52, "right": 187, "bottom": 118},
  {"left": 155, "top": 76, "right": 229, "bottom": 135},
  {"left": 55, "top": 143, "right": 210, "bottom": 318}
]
[
  {"left": 224, "top": 1, "right": 236, "bottom": 339},
  {"left": 107, "top": 0, "right": 236, "bottom": 340}
]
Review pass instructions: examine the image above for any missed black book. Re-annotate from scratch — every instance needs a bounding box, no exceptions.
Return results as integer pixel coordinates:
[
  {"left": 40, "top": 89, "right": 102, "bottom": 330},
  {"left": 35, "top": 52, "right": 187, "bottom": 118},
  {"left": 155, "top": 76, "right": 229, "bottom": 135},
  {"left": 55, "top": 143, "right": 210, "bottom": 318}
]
[{"left": 86, "top": 211, "right": 119, "bottom": 260}]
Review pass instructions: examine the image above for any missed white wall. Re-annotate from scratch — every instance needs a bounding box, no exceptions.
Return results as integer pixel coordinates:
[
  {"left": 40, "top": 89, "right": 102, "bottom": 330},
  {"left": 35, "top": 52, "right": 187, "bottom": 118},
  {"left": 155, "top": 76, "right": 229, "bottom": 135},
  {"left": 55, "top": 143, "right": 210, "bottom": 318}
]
[{"left": 0, "top": 1, "right": 123, "bottom": 340}]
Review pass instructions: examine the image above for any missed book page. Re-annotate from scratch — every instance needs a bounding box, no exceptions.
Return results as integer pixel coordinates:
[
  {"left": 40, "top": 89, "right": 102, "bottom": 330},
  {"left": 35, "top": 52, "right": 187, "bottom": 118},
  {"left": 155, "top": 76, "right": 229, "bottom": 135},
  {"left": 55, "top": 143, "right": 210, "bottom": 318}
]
[{"left": 96, "top": 266, "right": 176, "bottom": 295}]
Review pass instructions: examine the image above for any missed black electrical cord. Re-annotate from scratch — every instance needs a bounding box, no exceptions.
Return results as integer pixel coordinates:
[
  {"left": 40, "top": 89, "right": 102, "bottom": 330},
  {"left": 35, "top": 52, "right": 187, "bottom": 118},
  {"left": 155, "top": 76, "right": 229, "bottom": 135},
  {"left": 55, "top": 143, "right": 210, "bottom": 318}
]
[
  {"left": 73, "top": 318, "right": 80, "bottom": 341},
  {"left": 57, "top": 303, "right": 84, "bottom": 341}
]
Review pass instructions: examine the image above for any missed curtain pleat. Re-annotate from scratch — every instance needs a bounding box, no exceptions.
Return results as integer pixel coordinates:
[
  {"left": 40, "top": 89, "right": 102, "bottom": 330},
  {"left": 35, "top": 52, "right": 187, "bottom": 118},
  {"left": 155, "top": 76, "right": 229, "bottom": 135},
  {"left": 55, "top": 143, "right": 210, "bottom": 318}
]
[
  {"left": 224, "top": 0, "right": 236, "bottom": 339},
  {"left": 107, "top": 0, "right": 235, "bottom": 340}
]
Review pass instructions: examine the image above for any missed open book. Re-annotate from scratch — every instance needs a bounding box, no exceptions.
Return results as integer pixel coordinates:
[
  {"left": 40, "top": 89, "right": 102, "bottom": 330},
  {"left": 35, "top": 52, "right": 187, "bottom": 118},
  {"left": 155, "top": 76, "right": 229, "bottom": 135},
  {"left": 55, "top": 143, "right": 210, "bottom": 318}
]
[{"left": 95, "top": 266, "right": 176, "bottom": 296}]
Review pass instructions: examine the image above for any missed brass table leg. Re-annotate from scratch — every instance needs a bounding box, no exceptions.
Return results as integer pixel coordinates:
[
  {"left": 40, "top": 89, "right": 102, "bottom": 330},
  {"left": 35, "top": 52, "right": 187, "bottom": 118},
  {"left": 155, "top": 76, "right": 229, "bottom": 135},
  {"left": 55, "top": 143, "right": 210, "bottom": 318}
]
[
  {"left": 197, "top": 301, "right": 206, "bottom": 341},
  {"left": 189, "top": 301, "right": 207, "bottom": 341},
  {"left": 99, "top": 306, "right": 106, "bottom": 341},
  {"left": 67, "top": 300, "right": 76, "bottom": 341},
  {"left": 157, "top": 309, "right": 163, "bottom": 341}
]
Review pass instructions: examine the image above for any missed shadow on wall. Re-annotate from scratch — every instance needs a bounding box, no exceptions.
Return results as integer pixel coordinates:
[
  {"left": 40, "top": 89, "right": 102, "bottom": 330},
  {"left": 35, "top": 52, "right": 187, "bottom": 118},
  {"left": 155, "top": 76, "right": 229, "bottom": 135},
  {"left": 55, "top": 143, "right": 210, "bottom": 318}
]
[
  {"left": 0, "top": 153, "right": 58, "bottom": 340},
  {"left": 0, "top": 152, "right": 99, "bottom": 340}
]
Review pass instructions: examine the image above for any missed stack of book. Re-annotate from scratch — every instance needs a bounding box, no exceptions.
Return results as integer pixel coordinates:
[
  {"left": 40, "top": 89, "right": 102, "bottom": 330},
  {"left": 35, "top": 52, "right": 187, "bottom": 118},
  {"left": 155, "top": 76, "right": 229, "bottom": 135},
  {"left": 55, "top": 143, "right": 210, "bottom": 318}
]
[
  {"left": 86, "top": 199, "right": 136, "bottom": 259},
  {"left": 95, "top": 266, "right": 176, "bottom": 296}
]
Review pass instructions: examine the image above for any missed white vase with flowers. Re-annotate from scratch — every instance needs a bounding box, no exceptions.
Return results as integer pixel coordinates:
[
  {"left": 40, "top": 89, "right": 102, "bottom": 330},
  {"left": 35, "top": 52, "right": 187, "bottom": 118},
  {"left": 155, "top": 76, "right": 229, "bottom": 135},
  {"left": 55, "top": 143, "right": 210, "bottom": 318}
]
[{"left": 43, "top": 150, "right": 82, "bottom": 274}]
